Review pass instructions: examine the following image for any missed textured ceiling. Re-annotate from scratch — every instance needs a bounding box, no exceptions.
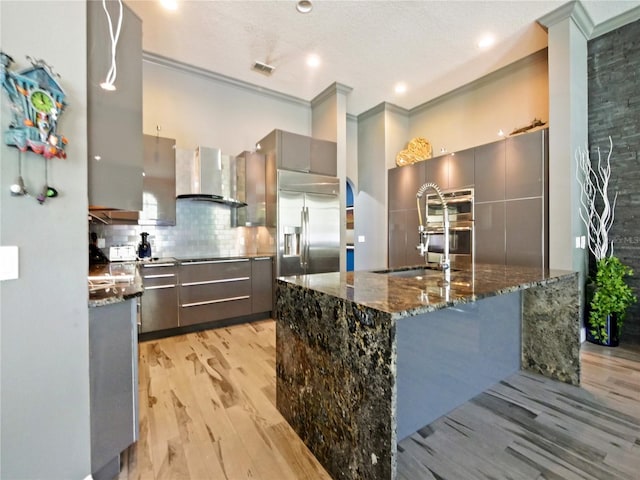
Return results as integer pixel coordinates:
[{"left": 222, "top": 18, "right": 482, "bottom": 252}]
[{"left": 126, "top": 0, "right": 640, "bottom": 116}]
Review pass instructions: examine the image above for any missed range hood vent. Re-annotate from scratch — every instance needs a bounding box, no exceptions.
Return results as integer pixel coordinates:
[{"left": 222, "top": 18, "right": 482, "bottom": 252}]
[{"left": 175, "top": 146, "right": 247, "bottom": 208}]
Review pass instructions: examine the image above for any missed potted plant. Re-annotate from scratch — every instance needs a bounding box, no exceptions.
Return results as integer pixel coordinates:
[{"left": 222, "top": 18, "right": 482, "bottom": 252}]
[
  {"left": 587, "top": 256, "right": 636, "bottom": 345},
  {"left": 576, "top": 136, "right": 637, "bottom": 346}
]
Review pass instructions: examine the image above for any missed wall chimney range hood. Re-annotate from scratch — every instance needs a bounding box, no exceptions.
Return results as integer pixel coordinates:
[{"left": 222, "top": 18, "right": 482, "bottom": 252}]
[{"left": 176, "top": 146, "right": 246, "bottom": 208}]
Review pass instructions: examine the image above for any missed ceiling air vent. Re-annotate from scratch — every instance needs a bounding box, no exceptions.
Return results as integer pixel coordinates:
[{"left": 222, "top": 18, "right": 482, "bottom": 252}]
[{"left": 252, "top": 61, "right": 275, "bottom": 76}]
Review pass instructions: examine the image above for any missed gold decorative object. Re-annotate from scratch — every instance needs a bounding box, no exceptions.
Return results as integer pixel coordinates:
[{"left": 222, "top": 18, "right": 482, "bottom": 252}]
[{"left": 395, "top": 136, "right": 432, "bottom": 167}]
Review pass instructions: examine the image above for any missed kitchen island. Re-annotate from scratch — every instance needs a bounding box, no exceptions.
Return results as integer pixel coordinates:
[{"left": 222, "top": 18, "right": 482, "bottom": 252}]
[{"left": 275, "top": 264, "right": 579, "bottom": 480}]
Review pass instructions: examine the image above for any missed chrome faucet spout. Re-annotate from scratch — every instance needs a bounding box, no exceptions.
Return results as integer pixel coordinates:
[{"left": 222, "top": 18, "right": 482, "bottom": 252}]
[{"left": 416, "top": 182, "right": 450, "bottom": 273}]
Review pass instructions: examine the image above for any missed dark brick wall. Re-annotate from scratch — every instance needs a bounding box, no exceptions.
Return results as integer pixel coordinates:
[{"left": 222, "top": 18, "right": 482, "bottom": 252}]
[{"left": 588, "top": 19, "right": 640, "bottom": 340}]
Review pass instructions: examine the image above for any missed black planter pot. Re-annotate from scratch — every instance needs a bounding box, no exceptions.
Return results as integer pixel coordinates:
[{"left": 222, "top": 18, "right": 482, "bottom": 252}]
[{"left": 586, "top": 313, "right": 620, "bottom": 347}]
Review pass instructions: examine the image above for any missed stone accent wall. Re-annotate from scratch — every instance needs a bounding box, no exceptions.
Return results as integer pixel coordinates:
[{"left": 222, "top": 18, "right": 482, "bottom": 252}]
[{"left": 588, "top": 19, "right": 640, "bottom": 340}]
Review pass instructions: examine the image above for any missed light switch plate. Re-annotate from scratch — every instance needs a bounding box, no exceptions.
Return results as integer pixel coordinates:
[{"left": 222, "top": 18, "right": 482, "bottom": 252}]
[
  {"left": 358, "top": 235, "right": 366, "bottom": 243},
  {"left": 0, "top": 246, "right": 19, "bottom": 281}
]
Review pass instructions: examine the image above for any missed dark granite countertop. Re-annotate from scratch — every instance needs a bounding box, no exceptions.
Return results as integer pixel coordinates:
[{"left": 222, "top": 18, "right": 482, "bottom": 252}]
[
  {"left": 88, "top": 262, "right": 143, "bottom": 308},
  {"left": 278, "top": 263, "right": 577, "bottom": 318}
]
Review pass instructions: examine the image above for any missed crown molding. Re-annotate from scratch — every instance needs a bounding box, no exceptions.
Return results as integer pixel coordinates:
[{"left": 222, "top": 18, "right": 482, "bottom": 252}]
[
  {"left": 142, "top": 51, "right": 310, "bottom": 109},
  {"left": 311, "top": 82, "right": 353, "bottom": 107},
  {"left": 591, "top": 5, "right": 640, "bottom": 38},
  {"left": 537, "top": 0, "right": 594, "bottom": 38},
  {"left": 357, "top": 102, "right": 408, "bottom": 122}
]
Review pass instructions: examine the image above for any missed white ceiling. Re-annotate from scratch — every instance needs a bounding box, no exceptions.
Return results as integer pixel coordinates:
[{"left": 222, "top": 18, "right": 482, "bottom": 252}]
[{"left": 126, "top": 0, "right": 640, "bottom": 116}]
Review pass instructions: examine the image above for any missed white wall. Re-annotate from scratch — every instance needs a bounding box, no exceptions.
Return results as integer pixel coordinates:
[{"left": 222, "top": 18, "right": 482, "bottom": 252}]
[
  {"left": 355, "top": 106, "right": 388, "bottom": 270},
  {"left": 409, "top": 50, "right": 549, "bottom": 155},
  {"left": 142, "top": 58, "right": 311, "bottom": 154},
  {"left": 0, "top": 1, "right": 91, "bottom": 478}
]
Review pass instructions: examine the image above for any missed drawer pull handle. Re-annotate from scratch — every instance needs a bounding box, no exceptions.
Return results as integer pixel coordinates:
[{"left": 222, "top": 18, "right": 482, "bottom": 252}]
[
  {"left": 253, "top": 257, "right": 272, "bottom": 261},
  {"left": 182, "top": 259, "right": 249, "bottom": 265},
  {"left": 143, "top": 273, "right": 176, "bottom": 279},
  {"left": 145, "top": 284, "right": 176, "bottom": 290},
  {"left": 143, "top": 263, "right": 176, "bottom": 268},
  {"left": 181, "top": 277, "right": 249, "bottom": 287},
  {"left": 181, "top": 295, "right": 250, "bottom": 308}
]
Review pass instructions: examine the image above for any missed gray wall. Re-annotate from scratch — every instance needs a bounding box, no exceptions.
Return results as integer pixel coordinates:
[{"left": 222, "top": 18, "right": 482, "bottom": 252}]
[
  {"left": 0, "top": 1, "right": 91, "bottom": 478},
  {"left": 588, "top": 18, "right": 640, "bottom": 340}
]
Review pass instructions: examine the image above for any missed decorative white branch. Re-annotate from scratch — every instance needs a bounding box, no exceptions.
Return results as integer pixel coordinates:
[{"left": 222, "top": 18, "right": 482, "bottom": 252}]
[{"left": 575, "top": 136, "right": 618, "bottom": 261}]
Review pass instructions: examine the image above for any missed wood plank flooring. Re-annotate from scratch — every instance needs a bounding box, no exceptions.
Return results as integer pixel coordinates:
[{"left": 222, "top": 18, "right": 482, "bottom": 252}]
[
  {"left": 118, "top": 321, "right": 640, "bottom": 480},
  {"left": 397, "top": 341, "right": 640, "bottom": 480}
]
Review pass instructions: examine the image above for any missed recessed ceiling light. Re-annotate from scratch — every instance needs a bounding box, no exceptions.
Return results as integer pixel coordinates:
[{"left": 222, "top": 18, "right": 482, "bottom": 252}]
[
  {"left": 477, "top": 34, "right": 495, "bottom": 49},
  {"left": 307, "top": 54, "right": 321, "bottom": 68},
  {"left": 160, "top": 0, "right": 178, "bottom": 11},
  {"left": 296, "top": 1, "right": 313, "bottom": 14},
  {"left": 394, "top": 83, "right": 407, "bottom": 94}
]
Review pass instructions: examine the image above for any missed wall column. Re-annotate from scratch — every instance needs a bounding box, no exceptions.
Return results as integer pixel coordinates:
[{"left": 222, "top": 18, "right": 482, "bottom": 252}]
[
  {"left": 538, "top": 4, "right": 591, "bottom": 278},
  {"left": 312, "top": 83, "right": 352, "bottom": 272}
]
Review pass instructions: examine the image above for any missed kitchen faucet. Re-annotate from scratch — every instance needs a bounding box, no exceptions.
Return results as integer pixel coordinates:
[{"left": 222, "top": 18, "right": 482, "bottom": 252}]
[{"left": 416, "top": 182, "right": 450, "bottom": 281}]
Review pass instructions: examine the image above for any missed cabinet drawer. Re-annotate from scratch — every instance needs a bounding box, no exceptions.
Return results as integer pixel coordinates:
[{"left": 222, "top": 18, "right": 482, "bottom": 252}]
[
  {"left": 180, "top": 279, "right": 251, "bottom": 305},
  {"left": 179, "top": 297, "right": 252, "bottom": 326},
  {"left": 179, "top": 259, "right": 250, "bottom": 284}
]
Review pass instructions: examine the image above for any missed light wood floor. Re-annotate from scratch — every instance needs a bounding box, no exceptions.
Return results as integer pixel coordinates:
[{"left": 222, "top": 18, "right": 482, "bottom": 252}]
[{"left": 119, "top": 321, "right": 640, "bottom": 480}]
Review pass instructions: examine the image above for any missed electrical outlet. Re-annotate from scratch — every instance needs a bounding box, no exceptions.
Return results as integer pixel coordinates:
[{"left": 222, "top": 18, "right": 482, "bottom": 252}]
[
  {"left": 0, "top": 246, "right": 19, "bottom": 281},
  {"left": 358, "top": 235, "right": 366, "bottom": 243}
]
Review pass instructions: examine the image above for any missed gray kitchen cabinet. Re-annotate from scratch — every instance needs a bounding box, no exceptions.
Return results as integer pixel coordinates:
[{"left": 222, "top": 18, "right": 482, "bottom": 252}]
[
  {"left": 140, "top": 262, "right": 179, "bottom": 333},
  {"left": 425, "top": 154, "right": 449, "bottom": 190},
  {"left": 235, "top": 150, "right": 267, "bottom": 226},
  {"left": 89, "top": 300, "right": 138, "bottom": 480},
  {"left": 474, "top": 140, "right": 505, "bottom": 203},
  {"left": 258, "top": 129, "right": 337, "bottom": 176},
  {"left": 139, "top": 135, "right": 176, "bottom": 226},
  {"left": 505, "top": 129, "right": 547, "bottom": 200},
  {"left": 87, "top": 1, "right": 143, "bottom": 211},
  {"left": 251, "top": 257, "right": 273, "bottom": 313},
  {"left": 389, "top": 209, "right": 423, "bottom": 268},
  {"left": 448, "top": 148, "right": 475, "bottom": 189},
  {"left": 388, "top": 162, "right": 426, "bottom": 211},
  {"left": 506, "top": 198, "right": 546, "bottom": 268},
  {"left": 310, "top": 137, "right": 338, "bottom": 177},
  {"left": 474, "top": 202, "right": 506, "bottom": 265},
  {"left": 179, "top": 259, "right": 252, "bottom": 326}
]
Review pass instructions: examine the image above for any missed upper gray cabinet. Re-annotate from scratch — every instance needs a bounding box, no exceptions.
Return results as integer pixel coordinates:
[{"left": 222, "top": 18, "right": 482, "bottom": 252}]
[
  {"left": 448, "top": 148, "right": 474, "bottom": 190},
  {"left": 505, "top": 130, "right": 546, "bottom": 199},
  {"left": 259, "top": 129, "right": 337, "bottom": 176},
  {"left": 87, "top": 1, "right": 143, "bottom": 211},
  {"left": 474, "top": 140, "right": 505, "bottom": 203},
  {"left": 425, "top": 155, "right": 449, "bottom": 190},
  {"left": 139, "top": 135, "right": 176, "bottom": 226},
  {"left": 388, "top": 162, "right": 425, "bottom": 211},
  {"left": 235, "top": 150, "right": 267, "bottom": 226}
]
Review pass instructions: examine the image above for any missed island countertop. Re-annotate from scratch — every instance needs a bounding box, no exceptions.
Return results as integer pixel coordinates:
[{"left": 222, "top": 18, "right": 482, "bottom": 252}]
[
  {"left": 275, "top": 263, "right": 580, "bottom": 480},
  {"left": 278, "top": 263, "right": 576, "bottom": 318}
]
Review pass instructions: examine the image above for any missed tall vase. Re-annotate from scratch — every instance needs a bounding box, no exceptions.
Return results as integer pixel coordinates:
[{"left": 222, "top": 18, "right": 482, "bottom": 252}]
[{"left": 586, "top": 313, "right": 620, "bottom": 347}]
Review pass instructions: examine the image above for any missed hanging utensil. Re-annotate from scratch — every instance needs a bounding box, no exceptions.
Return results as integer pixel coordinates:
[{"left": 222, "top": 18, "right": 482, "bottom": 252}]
[{"left": 10, "top": 151, "right": 27, "bottom": 196}]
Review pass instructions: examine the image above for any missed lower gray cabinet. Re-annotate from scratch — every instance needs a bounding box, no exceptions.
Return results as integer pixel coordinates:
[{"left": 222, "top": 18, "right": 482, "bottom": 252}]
[
  {"left": 179, "top": 259, "right": 252, "bottom": 326},
  {"left": 89, "top": 300, "right": 138, "bottom": 480},
  {"left": 389, "top": 209, "right": 423, "bottom": 268},
  {"left": 140, "top": 262, "right": 178, "bottom": 333},
  {"left": 475, "top": 202, "right": 506, "bottom": 265},
  {"left": 506, "top": 198, "right": 545, "bottom": 268},
  {"left": 251, "top": 257, "right": 273, "bottom": 313}
]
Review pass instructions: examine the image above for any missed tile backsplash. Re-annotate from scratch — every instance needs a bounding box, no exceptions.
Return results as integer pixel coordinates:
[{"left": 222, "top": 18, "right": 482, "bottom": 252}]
[{"left": 91, "top": 199, "right": 275, "bottom": 258}]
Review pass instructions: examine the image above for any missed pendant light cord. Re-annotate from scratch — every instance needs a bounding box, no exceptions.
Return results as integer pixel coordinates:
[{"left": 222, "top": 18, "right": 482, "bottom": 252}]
[{"left": 101, "top": 0, "right": 123, "bottom": 90}]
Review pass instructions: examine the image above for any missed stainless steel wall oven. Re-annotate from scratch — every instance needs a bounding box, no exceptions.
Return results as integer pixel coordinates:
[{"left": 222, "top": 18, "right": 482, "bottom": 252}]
[{"left": 425, "top": 188, "right": 474, "bottom": 268}]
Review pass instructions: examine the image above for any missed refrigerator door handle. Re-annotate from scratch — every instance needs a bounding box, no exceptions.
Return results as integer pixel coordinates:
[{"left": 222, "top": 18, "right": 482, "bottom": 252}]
[
  {"left": 304, "top": 206, "right": 310, "bottom": 269},
  {"left": 300, "top": 207, "right": 306, "bottom": 268}
]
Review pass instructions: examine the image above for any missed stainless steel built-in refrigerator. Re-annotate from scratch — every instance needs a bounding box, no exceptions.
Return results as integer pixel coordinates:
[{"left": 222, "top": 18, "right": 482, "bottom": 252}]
[{"left": 277, "top": 170, "right": 340, "bottom": 276}]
